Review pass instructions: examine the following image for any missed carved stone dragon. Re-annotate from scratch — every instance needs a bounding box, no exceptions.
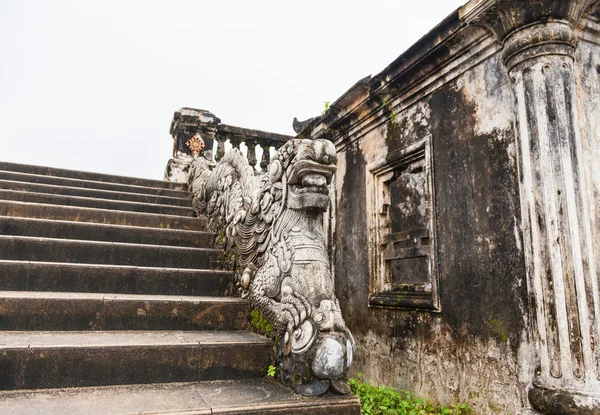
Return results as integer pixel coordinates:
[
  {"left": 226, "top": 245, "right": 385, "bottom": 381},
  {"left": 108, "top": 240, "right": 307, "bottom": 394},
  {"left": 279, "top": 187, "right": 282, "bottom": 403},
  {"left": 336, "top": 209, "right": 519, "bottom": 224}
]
[{"left": 189, "top": 138, "right": 354, "bottom": 396}]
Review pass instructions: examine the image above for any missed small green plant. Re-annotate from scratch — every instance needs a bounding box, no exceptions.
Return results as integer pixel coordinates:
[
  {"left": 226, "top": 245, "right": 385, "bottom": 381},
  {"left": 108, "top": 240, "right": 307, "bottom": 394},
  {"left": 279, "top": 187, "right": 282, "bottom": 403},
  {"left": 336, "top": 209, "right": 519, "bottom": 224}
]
[
  {"left": 267, "top": 365, "right": 277, "bottom": 377},
  {"left": 223, "top": 246, "right": 239, "bottom": 268},
  {"left": 381, "top": 97, "right": 398, "bottom": 125},
  {"left": 322, "top": 101, "right": 331, "bottom": 114},
  {"left": 349, "top": 375, "right": 471, "bottom": 415}
]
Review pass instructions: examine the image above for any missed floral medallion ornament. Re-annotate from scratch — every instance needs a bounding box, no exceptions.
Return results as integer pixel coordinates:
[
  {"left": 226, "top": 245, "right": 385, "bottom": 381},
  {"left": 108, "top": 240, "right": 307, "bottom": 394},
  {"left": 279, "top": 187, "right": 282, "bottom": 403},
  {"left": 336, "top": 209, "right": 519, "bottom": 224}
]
[{"left": 186, "top": 134, "right": 205, "bottom": 156}]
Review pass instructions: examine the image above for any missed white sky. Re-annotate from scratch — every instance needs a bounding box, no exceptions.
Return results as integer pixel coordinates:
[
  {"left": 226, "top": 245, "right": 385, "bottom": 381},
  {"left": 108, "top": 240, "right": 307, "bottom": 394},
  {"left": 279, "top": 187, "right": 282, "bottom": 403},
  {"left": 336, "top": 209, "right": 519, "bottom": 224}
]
[{"left": 0, "top": 0, "right": 465, "bottom": 180}]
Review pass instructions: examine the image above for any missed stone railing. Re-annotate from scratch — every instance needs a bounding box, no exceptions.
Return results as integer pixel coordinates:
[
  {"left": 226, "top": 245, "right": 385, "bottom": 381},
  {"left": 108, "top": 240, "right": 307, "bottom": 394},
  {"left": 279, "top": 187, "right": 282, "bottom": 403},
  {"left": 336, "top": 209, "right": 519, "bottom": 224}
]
[
  {"left": 214, "top": 124, "right": 290, "bottom": 172},
  {"left": 164, "top": 107, "right": 292, "bottom": 181},
  {"left": 164, "top": 107, "right": 355, "bottom": 397}
]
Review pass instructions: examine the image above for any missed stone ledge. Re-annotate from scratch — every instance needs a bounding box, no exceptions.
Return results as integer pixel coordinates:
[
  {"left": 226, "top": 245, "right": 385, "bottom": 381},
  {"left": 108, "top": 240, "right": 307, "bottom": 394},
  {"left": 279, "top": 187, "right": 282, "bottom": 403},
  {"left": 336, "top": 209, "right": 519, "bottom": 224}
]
[{"left": 0, "top": 378, "right": 360, "bottom": 415}]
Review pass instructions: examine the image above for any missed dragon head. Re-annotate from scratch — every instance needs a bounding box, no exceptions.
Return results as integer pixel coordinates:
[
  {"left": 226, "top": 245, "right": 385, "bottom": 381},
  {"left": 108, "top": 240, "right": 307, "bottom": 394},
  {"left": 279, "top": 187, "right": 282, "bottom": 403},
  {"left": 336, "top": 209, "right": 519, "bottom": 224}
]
[{"left": 267, "top": 139, "right": 337, "bottom": 212}]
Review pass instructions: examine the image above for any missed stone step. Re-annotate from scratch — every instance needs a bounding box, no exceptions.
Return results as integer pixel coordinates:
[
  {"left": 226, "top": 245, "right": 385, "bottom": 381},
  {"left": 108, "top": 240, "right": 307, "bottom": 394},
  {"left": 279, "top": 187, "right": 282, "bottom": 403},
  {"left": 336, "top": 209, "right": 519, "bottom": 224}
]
[
  {"left": 0, "top": 179, "right": 192, "bottom": 207},
  {"left": 0, "top": 331, "right": 272, "bottom": 390},
  {"left": 0, "top": 236, "right": 222, "bottom": 269},
  {"left": 0, "top": 170, "right": 190, "bottom": 198},
  {"left": 0, "top": 189, "right": 195, "bottom": 216},
  {"left": 0, "top": 291, "right": 248, "bottom": 331},
  {"left": 0, "top": 200, "right": 205, "bottom": 230},
  {"left": 0, "top": 216, "right": 213, "bottom": 247},
  {"left": 0, "top": 161, "right": 187, "bottom": 191},
  {"left": 0, "top": 261, "right": 232, "bottom": 296},
  {"left": 0, "top": 378, "right": 360, "bottom": 414}
]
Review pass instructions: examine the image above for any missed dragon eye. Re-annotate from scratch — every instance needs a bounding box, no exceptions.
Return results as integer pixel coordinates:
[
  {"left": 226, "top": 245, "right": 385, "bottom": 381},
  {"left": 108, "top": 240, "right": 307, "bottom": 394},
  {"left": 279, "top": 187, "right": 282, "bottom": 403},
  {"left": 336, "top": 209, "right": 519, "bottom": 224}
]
[{"left": 269, "top": 160, "right": 283, "bottom": 183}]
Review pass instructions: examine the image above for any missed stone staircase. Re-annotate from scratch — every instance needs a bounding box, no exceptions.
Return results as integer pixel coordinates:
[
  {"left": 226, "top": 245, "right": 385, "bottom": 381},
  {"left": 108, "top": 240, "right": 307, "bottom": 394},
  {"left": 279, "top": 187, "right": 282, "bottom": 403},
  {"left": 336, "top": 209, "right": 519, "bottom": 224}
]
[{"left": 0, "top": 161, "right": 359, "bottom": 414}]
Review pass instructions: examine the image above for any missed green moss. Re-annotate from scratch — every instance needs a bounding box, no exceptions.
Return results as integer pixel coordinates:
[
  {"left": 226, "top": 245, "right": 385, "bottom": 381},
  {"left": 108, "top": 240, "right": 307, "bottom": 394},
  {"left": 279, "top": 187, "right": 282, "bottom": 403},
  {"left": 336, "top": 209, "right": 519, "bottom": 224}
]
[
  {"left": 386, "top": 119, "right": 401, "bottom": 140},
  {"left": 392, "top": 291, "right": 407, "bottom": 305},
  {"left": 224, "top": 250, "right": 234, "bottom": 265},
  {"left": 304, "top": 363, "right": 314, "bottom": 383},
  {"left": 349, "top": 375, "right": 471, "bottom": 415},
  {"left": 250, "top": 308, "right": 275, "bottom": 337},
  {"left": 221, "top": 246, "right": 240, "bottom": 271},
  {"left": 486, "top": 318, "right": 509, "bottom": 343}
]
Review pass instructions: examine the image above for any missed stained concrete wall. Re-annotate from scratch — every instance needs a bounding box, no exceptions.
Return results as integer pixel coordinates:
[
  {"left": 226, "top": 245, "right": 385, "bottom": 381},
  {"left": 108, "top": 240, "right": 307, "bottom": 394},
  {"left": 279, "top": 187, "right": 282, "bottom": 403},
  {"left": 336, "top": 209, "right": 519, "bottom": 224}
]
[
  {"left": 333, "top": 49, "right": 529, "bottom": 415},
  {"left": 308, "top": 4, "right": 600, "bottom": 413}
]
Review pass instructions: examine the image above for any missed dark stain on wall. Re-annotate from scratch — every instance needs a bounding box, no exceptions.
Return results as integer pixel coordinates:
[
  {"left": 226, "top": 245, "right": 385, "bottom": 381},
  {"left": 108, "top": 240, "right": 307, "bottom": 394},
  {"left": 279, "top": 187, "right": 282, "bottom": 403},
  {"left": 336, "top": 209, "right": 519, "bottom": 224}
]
[
  {"left": 336, "top": 141, "right": 370, "bottom": 323},
  {"left": 429, "top": 82, "right": 527, "bottom": 352}
]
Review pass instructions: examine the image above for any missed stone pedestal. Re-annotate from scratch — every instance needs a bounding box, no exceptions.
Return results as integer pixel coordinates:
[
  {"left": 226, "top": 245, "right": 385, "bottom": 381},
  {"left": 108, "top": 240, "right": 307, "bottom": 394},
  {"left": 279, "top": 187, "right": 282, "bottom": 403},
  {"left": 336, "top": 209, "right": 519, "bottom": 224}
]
[
  {"left": 164, "top": 108, "right": 220, "bottom": 182},
  {"left": 504, "top": 17, "right": 600, "bottom": 415}
]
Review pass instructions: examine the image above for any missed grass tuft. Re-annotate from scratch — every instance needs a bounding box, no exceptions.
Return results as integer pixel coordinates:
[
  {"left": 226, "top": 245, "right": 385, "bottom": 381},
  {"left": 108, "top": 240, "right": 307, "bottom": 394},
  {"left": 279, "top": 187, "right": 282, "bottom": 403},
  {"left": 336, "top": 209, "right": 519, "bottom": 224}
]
[{"left": 349, "top": 375, "right": 471, "bottom": 415}]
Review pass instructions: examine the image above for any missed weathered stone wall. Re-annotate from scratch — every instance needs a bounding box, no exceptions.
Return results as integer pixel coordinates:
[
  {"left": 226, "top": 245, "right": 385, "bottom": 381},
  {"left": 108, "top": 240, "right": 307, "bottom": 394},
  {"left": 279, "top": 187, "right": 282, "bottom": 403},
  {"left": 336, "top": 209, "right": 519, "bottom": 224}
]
[
  {"left": 309, "top": 1, "right": 600, "bottom": 413},
  {"left": 331, "top": 41, "right": 530, "bottom": 415}
]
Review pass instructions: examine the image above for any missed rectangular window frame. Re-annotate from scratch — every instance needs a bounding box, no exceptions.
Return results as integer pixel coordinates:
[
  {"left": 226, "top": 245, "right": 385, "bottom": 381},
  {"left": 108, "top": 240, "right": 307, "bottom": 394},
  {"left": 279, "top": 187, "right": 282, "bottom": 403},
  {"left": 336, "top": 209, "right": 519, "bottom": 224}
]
[{"left": 366, "top": 135, "right": 440, "bottom": 311}]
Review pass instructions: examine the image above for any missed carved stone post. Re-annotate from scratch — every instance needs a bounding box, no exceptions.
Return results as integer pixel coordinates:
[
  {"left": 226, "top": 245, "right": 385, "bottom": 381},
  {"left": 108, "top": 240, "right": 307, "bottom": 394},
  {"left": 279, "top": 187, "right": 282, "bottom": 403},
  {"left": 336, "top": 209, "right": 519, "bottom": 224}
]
[
  {"left": 164, "top": 107, "right": 220, "bottom": 182},
  {"left": 469, "top": 1, "right": 600, "bottom": 412},
  {"left": 215, "top": 137, "right": 226, "bottom": 162},
  {"left": 229, "top": 136, "right": 241, "bottom": 150},
  {"left": 246, "top": 139, "right": 257, "bottom": 169},
  {"left": 260, "top": 143, "right": 271, "bottom": 172}
]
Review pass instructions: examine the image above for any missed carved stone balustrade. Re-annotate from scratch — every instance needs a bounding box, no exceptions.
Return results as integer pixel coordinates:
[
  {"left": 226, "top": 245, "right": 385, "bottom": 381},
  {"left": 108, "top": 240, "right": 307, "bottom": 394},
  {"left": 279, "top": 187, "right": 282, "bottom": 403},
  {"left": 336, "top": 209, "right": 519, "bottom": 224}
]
[
  {"left": 214, "top": 124, "right": 290, "bottom": 172},
  {"left": 164, "top": 108, "right": 292, "bottom": 182}
]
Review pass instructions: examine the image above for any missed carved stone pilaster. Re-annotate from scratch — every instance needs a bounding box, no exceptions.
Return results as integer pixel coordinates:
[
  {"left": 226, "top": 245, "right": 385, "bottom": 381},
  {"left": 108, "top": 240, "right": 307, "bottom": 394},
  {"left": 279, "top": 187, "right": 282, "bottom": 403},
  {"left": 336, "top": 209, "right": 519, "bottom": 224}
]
[
  {"left": 500, "top": 18, "right": 600, "bottom": 415},
  {"left": 164, "top": 107, "right": 220, "bottom": 182},
  {"left": 465, "top": 1, "right": 600, "bottom": 411},
  {"left": 502, "top": 22, "right": 578, "bottom": 72},
  {"left": 463, "top": 0, "right": 596, "bottom": 40}
]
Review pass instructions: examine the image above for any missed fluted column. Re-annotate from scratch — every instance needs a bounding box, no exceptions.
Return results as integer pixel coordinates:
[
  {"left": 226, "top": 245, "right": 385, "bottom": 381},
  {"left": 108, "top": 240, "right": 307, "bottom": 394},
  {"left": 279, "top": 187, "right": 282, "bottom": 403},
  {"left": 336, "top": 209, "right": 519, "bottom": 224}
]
[{"left": 505, "top": 21, "right": 600, "bottom": 414}]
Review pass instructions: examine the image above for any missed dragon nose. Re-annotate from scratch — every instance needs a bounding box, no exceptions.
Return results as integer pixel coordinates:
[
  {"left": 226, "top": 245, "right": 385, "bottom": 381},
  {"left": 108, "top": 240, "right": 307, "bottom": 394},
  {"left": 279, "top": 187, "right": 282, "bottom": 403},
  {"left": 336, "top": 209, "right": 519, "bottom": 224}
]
[{"left": 314, "top": 140, "right": 338, "bottom": 165}]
